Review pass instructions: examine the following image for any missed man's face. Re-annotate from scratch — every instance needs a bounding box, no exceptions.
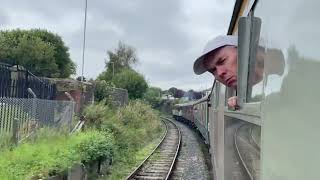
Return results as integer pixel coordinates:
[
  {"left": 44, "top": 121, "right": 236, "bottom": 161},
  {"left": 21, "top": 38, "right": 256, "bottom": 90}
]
[{"left": 204, "top": 46, "right": 238, "bottom": 88}]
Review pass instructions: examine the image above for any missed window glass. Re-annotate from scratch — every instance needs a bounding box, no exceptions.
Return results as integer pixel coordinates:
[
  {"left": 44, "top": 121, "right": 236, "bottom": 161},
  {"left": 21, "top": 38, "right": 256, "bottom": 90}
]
[{"left": 254, "top": 0, "right": 320, "bottom": 179}]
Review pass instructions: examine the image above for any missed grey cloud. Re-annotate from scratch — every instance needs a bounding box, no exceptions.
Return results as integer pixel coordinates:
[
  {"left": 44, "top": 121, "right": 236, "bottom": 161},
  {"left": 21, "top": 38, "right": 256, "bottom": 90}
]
[
  {"left": 86, "top": 0, "right": 190, "bottom": 53},
  {"left": 1, "top": 0, "right": 82, "bottom": 20},
  {"left": 0, "top": 11, "right": 9, "bottom": 25},
  {"left": 1, "top": 0, "right": 233, "bottom": 91}
]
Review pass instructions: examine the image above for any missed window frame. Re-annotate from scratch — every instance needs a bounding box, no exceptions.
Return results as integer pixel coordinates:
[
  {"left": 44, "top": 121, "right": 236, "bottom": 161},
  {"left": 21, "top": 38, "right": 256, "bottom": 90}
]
[{"left": 224, "top": 9, "right": 263, "bottom": 123}]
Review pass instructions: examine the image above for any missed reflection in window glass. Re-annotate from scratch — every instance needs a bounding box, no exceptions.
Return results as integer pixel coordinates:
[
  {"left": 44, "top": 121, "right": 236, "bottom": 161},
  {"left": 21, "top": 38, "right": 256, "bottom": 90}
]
[{"left": 254, "top": 0, "right": 320, "bottom": 179}]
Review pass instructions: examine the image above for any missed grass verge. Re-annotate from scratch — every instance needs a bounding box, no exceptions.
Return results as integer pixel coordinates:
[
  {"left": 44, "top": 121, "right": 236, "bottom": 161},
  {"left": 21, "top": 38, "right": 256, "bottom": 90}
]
[{"left": 103, "top": 122, "right": 165, "bottom": 180}]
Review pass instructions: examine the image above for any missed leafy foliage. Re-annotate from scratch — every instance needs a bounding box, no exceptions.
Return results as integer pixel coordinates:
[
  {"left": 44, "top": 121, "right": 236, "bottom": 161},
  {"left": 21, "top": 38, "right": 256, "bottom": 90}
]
[
  {"left": 0, "top": 128, "right": 114, "bottom": 179},
  {"left": 167, "top": 87, "right": 185, "bottom": 98},
  {"left": 83, "top": 101, "right": 114, "bottom": 129},
  {"left": 0, "top": 29, "right": 76, "bottom": 78},
  {"left": 0, "top": 133, "right": 13, "bottom": 150},
  {"left": 74, "top": 131, "right": 114, "bottom": 163},
  {"left": 84, "top": 100, "right": 162, "bottom": 164},
  {"left": 98, "top": 41, "right": 138, "bottom": 82},
  {"left": 97, "top": 42, "right": 148, "bottom": 100},
  {"left": 143, "top": 87, "right": 162, "bottom": 108},
  {"left": 84, "top": 100, "right": 162, "bottom": 149},
  {"left": 94, "top": 80, "right": 115, "bottom": 103},
  {"left": 112, "top": 69, "right": 148, "bottom": 99}
]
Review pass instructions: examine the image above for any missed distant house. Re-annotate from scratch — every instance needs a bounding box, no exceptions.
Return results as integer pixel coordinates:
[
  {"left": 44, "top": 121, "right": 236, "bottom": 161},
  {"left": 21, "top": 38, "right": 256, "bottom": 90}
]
[{"left": 161, "top": 94, "right": 175, "bottom": 100}]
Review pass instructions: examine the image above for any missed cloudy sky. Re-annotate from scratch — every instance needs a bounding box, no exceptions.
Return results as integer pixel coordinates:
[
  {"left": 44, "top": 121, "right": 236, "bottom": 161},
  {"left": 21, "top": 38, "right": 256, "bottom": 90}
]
[{"left": 1, "top": 0, "right": 234, "bottom": 91}]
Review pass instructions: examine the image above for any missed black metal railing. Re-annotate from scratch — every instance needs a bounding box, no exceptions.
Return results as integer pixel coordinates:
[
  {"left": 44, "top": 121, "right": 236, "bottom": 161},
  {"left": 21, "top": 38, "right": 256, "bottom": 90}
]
[{"left": 0, "top": 63, "right": 56, "bottom": 99}]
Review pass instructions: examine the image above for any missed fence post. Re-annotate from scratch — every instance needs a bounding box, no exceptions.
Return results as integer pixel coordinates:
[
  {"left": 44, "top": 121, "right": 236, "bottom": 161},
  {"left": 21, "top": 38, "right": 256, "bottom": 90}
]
[
  {"left": 65, "top": 92, "right": 75, "bottom": 132},
  {"left": 27, "top": 88, "right": 38, "bottom": 128},
  {"left": 11, "top": 118, "right": 19, "bottom": 145},
  {"left": 24, "top": 70, "right": 29, "bottom": 98}
]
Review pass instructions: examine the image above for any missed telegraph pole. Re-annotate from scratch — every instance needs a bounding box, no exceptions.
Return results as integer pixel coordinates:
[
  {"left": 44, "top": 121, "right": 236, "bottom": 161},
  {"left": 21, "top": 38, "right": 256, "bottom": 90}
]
[{"left": 81, "top": 0, "right": 88, "bottom": 82}]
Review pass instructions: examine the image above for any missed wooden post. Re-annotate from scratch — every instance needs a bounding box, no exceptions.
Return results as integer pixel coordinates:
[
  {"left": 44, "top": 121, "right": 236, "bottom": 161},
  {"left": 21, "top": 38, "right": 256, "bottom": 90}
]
[{"left": 12, "top": 118, "right": 19, "bottom": 145}]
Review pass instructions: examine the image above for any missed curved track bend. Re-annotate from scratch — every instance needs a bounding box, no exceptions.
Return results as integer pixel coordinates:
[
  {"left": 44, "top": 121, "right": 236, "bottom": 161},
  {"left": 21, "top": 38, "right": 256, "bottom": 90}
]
[
  {"left": 235, "top": 124, "right": 261, "bottom": 180},
  {"left": 126, "top": 117, "right": 181, "bottom": 180}
]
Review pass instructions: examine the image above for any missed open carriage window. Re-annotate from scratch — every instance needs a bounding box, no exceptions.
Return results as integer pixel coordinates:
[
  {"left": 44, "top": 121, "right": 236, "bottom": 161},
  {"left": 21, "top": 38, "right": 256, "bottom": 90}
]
[{"left": 237, "top": 12, "right": 262, "bottom": 106}]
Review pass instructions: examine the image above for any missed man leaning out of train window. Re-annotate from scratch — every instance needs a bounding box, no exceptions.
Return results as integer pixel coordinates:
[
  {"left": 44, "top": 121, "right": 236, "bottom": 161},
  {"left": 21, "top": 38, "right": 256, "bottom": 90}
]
[{"left": 193, "top": 35, "right": 284, "bottom": 108}]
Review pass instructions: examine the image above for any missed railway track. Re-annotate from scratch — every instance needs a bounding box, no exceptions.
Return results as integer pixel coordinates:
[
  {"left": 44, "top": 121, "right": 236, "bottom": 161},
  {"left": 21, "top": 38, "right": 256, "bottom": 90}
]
[
  {"left": 234, "top": 124, "right": 261, "bottom": 180},
  {"left": 250, "top": 125, "right": 261, "bottom": 151},
  {"left": 126, "top": 117, "right": 181, "bottom": 180}
]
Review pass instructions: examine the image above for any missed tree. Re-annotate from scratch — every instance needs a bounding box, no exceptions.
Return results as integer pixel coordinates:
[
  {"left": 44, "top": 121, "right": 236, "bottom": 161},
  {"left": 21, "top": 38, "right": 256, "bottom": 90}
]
[
  {"left": 167, "top": 87, "right": 185, "bottom": 98},
  {"left": 98, "top": 41, "right": 138, "bottom": 82},
  {"left": 175, "top": 89, "right": 185, "bottom": 98},
  {"left": 112, "top": 68, "right": 148, "bottom": 99},
  {"left": 168, "top": 87, "right": 177, "bottom": 96},
  {"left": 143, "top": 87, "right": 162, "bottom": 108},
  {"left": 97, "top": 42, "right": 148, "bottom": 100},
  {"left": 0, "top": 29, "right": 76, "bottom": 78},
  {"left": 94, "top": 80, "right": 115, "bottom": 103}
]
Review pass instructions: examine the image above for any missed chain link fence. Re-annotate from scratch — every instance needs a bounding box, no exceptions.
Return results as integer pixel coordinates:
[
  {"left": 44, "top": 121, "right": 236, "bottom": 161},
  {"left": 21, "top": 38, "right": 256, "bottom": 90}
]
[{"left": 0, "top": 97, "right": 75, "bottom": 143}]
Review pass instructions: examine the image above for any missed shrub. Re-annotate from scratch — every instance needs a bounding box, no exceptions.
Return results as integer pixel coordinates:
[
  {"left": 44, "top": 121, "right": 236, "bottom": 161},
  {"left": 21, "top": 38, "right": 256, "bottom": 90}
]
[
  {"left": 83, "top": 101, "right": 114, "bottom": 129},
  {"left": 102, "top": 100, "right": 162, "bottom": 155},
  {"left": 82, "top": 99, "right": 163, "bottom": 179},
  {"left": 74, "top": 130, "right": 115, "bottom": 163},
  {"left": 94, "top": 80, "right": 115, "bottom": 103},
  {"left": 0, "top": 132, "right": 13, "bottom": 150},
  {"left": 0, "top": 129, "right": 115, "bottom": 180}
]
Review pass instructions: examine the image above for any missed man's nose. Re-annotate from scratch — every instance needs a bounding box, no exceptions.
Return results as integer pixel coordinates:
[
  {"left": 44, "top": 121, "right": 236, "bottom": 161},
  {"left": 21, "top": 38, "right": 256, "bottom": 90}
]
[{"left": 216, "top": 66, "right": 226, "bottom": 78}]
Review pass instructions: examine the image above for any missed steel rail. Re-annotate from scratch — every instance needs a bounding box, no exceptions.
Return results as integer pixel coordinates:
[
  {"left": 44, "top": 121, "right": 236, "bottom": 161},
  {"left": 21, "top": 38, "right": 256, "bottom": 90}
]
[
  {"left": 234, "top": 124, "right": 254, "bottom": 180},
  {"left": 249, "top": 125, "right": 261, "bottom": 152},
  {"left": 125, "top": 119, "right": 168, "bottom": 179},
  {"left": 126, "top": 117, "right": 181, "bottom": 180},
  {"left": 161, "top": 117, "right": 182, "bottom": 180}
]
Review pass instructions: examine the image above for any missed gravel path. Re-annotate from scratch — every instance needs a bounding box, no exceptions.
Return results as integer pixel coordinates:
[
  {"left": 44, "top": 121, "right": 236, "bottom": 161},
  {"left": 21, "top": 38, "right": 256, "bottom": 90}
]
[{"left": 170, "top": 119, "right": 213, "bottom": 180}]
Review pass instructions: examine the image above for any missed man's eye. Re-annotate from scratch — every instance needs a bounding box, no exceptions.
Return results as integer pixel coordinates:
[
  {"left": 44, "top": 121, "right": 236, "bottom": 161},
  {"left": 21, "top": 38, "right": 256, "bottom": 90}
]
[{"left": 217, "top": 58, "right": 225, "bottom": 65}]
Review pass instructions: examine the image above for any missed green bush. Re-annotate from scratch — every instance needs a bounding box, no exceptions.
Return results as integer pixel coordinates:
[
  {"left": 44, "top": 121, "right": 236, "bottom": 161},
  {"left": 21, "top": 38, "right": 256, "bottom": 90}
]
[
  {"left": 82, "top": 100, "right": 163, "bottom": 179},
  {"left": 116, "top": 101, "right": 162, "bottom": 146},
  {"left": 83, "top": 101, "right": 114, "bottom": 129},
  {"left": 74, "top": 130, "right": 114, "bottom": 163},
  {"left": 94, "top": 80, "right": 115, "bottom": 103},
  {"left": 0, "top": 129, "right": 115, "bottom": 180},
  {"left": 112, "top": 69, "right": 148, "bottom": 99},
  {"left": 143, "top": 87, "right": 162, "bottom": 109},
  {"left": 100, "top": 100, "right": 162, "bottom": 162},
  {"left": 0, "top": 132, "right": 13, "bottom": 150}
]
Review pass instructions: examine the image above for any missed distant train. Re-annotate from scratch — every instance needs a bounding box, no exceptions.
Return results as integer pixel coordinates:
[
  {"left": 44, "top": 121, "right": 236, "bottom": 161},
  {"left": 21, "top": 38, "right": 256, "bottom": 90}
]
[
  {"left": 173, "top": 0, "right": 320, "bottom": 180},
  {"left": 172, "top": 96, "right": 210, "bottom": 144}
]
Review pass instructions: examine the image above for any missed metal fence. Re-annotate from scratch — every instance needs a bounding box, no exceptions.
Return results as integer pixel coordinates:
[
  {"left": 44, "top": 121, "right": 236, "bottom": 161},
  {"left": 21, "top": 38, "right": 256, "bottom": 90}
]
[
  {"left": 0, "top": 97, "right": 75, "bottom": 142},
  {"left": 0, "top": 63, "right": 56, "bottom": 99}
]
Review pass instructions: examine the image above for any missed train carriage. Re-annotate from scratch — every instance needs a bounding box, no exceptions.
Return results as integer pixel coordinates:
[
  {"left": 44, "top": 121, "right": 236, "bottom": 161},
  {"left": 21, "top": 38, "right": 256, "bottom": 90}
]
[
  {"left": 172, "top": 101, "right": 195, "bottom": 126},
  {"left": 193, "top": 96, "right": 210, "bottom": 144},
  {"left": 211, "top": 0, "right": 320, "bottom": 179},
  {"left": 172, "top": 0, "right": 320, "bottom": 179},
  {"left": 172, "top": 95, "right": 211, "bottom": 144}
]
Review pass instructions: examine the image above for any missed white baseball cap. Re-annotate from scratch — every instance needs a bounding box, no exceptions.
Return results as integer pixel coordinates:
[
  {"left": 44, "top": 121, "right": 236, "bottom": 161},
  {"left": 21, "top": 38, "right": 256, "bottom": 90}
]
[{"left": 193, "top": 35, "right": 238, "bottom": 75}]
